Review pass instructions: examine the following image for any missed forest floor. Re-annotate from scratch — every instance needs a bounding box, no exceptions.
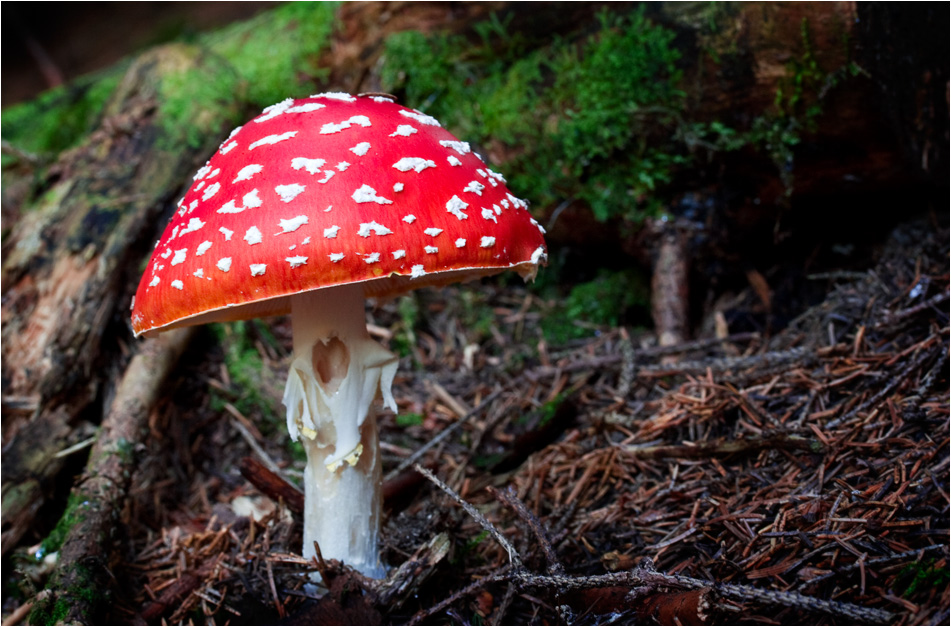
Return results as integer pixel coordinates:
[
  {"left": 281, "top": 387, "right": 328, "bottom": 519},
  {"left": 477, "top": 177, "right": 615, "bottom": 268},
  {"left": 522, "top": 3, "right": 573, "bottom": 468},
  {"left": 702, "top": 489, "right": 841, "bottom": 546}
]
[{"left": 10, "top": 213, "right": 942, "bottom": 626}]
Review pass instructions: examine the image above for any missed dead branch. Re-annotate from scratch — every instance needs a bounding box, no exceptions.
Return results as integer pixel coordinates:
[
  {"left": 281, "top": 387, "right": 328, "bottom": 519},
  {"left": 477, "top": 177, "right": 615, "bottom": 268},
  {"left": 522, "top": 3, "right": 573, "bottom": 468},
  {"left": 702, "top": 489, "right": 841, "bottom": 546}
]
[
  {"left": 651, "top": 222, "right": 690, "bottom": 351},
  {"left": 414, "top": 464, "right": 522, "bottom": 570},
  {"left": 622, "top": 432, "right": 824, "bottom": 459},
  {"left": 488, "top": 485, "right": 564, "bottom": 575},
  {"left": 239, "top": 456, "right": 304, "bottom": 514}
]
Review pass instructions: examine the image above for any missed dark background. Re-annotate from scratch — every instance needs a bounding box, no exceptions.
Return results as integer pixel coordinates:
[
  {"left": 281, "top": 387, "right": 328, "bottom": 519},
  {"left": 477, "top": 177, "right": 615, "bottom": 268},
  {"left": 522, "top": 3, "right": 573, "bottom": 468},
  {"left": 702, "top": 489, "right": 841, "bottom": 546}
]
[{"left": 3, "top": 2, "right": 273, "bottom": 106}]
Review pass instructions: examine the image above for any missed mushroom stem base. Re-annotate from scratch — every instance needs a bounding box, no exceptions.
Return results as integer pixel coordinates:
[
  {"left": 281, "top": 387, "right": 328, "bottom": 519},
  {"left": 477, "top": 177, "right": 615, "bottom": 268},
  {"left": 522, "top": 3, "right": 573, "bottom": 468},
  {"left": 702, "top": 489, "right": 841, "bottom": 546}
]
[{"left": 300, "top": 414, "right": 385, "bottom": 578}]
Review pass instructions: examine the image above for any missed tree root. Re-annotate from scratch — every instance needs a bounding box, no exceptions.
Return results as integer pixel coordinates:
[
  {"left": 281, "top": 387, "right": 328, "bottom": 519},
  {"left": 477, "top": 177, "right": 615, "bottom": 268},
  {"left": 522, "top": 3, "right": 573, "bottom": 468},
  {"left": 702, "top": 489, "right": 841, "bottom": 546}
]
[{"left": 31, "top": 327, "right": 195, "bottom": 626}]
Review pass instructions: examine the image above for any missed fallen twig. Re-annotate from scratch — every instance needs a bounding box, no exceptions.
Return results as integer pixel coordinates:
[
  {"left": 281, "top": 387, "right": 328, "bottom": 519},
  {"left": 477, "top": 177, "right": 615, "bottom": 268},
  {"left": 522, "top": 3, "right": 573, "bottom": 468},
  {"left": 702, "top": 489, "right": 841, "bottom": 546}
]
[
  {"left": 489, "top": 485, "right": 564, "bottom": 575},
  {"left": 622, "top": 432, "right": 823, "bottom": 459},
  {"left": 518, "top": 564, "right": 894, "bottom": 624},
  {"left": 874, "top": 289, "right": 949, "bottom": 329},
  {"left": 414, "top": 464, "right": 522, "bottom": 569},
  {"left": 239, "top": 456, "right": 304, "bottom": 514}
]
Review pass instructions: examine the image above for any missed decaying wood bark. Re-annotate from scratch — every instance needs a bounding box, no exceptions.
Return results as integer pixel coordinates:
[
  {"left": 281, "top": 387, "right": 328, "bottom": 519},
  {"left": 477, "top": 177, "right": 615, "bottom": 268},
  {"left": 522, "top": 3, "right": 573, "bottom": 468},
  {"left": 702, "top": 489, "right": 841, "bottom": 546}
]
[{"left": 2, "top": 43, "right": 239, "bottom": 555}]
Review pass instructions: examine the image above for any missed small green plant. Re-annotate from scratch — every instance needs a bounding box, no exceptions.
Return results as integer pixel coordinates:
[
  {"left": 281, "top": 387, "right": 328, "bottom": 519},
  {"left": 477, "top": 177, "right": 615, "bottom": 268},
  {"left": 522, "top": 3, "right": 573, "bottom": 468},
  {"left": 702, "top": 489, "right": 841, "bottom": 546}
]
[
  {"left": 746, "top": 18, "right": 826, "bottom": 194},
  {"left": 458, "top": 290, "right": 498, "bottom": 341},
  {"left": 463, "top": 530, "right": 490, "bottom": 554},
  {"left": 539, "top": 394, "right": 566, "bottom": 428},
  {"left": 691, "top": 18, "right": 864, "bottom": 197},
  {"left": 396, "top": 412, "right": 424, "bottom": 428},
  {"left": 896, "top": 560, "right": 950, "bottom": 599},
  {"left": 210, "top": 320, "right": 281, "bottom": 424},
  {"left": 390, "top": 294, "right": 421, "bottom": 359},
  {"left": 287, "top": 439, "right": 307, "bottom": 464},
  {"left": 515, "top": 394, "right": 567, "bottom": 428},
  {"left": 540, "top": 268, "right": 650, "bottom": 344},
  {"left": 472, "top": 452, "right": 505, "bottom": 469}
]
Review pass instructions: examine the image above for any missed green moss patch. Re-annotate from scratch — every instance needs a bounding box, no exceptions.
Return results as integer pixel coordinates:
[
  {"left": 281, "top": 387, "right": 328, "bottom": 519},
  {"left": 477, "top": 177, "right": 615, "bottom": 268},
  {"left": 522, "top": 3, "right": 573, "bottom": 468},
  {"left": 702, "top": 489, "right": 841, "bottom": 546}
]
[
  {"left": 1, "top": 71, "right": 122, "bottom": 168},
  {"left": 381, "top": 8, "right": 685, "bottom": 223},
  {"left": 540, "top": 268, "right": 650, "bottom": 344},
  {"left": 36, "top": 491, "right": 86, "bottom": 560},
  {"left": 381, "top": 9, "right": 861, "bottom": 224},
  {"left": 155, "top": 51, "right": 244, "bottom": 150},
  {"left": 200, "top": 2, "right": 337, "bottom": 109}
]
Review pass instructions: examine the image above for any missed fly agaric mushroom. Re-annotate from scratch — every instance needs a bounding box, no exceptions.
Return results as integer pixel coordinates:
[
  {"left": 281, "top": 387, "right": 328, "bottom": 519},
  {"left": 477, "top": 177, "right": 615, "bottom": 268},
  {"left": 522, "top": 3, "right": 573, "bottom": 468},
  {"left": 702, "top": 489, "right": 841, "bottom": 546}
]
[{"left": 131, "top": 92, "right": 546, "bottom": 578}]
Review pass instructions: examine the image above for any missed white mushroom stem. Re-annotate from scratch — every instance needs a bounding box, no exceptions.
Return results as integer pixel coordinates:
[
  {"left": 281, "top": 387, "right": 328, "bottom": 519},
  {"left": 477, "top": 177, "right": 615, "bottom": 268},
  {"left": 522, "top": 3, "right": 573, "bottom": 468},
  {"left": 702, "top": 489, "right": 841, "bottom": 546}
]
[{"left": 282, "top": 283, "right": 397, "bottom": 578}]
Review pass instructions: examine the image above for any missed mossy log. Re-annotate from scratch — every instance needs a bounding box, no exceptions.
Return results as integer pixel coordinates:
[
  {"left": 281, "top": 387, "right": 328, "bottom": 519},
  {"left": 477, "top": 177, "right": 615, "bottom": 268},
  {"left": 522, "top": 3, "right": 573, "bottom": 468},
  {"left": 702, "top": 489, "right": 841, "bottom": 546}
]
[
  {"left": 2, "top": 43, "right": 242, "bottom": 557},
  {"left": 330, "top": 2, "right": 940, "bottom": 297},
  {"left": 30, "top": 326, "right": 195, "bottom": 625}
]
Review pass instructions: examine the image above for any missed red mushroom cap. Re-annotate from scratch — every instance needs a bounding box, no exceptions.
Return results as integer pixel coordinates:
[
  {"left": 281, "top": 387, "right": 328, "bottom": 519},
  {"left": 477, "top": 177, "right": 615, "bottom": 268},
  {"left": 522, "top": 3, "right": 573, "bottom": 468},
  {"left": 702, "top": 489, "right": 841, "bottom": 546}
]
[{"left": 131, "top": 93, "right": 547, "bottom": 337}]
